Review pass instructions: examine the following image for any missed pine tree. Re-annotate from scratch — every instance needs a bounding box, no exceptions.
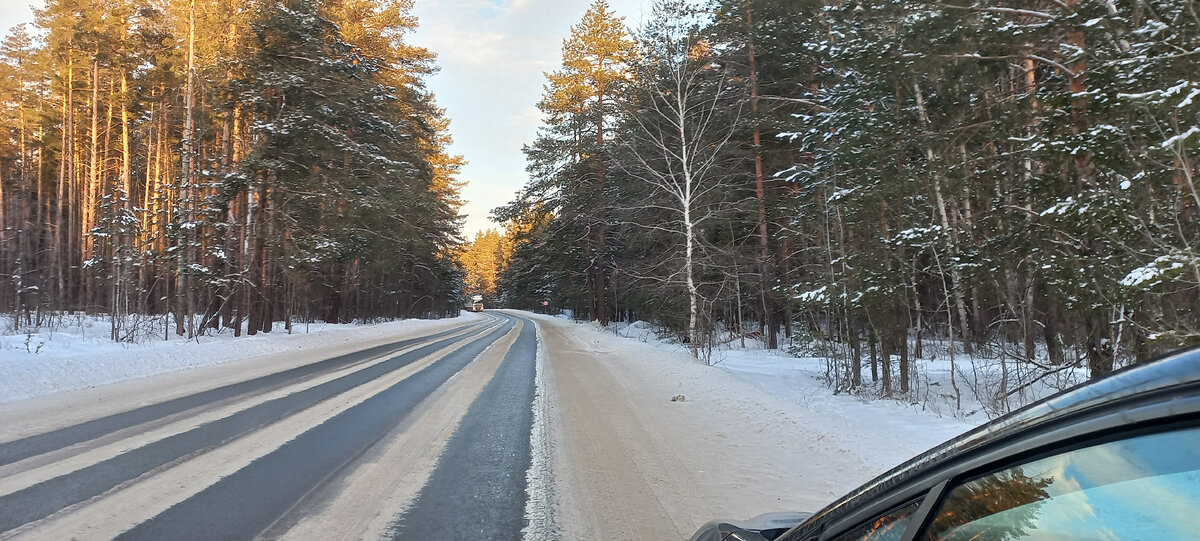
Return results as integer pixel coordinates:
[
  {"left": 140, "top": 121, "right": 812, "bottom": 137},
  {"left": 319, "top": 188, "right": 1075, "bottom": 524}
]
[
  {"left": 1, "top": 0, "right": 466, "bottom": 339},
  {"left": 501, "top": 0, "right": 636, "bottom": 324}
]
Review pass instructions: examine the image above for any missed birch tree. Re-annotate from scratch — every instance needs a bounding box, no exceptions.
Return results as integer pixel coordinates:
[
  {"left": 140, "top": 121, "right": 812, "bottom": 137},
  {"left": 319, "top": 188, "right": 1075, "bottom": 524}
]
[{"left": 616, "top": 0, "right": 743, "bottom": 358}]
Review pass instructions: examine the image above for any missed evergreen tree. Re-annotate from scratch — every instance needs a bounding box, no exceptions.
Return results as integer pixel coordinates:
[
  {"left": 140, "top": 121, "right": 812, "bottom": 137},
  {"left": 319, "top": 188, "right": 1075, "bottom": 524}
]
[
  {"left": 0, "top": 0, "right": 466, "bottom": 339},
  {"left": 498, "top": 0, "right": 636, "bottom": 324}
]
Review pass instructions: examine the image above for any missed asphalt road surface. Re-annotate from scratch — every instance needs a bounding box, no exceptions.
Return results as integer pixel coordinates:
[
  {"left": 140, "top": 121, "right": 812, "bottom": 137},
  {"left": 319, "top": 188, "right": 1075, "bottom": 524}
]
[
  {"left": 0, "top": 312, "right": 545, "bottom": 540},
  {"left": 0, "top": 310, "right": 870, "bottom": 541}
]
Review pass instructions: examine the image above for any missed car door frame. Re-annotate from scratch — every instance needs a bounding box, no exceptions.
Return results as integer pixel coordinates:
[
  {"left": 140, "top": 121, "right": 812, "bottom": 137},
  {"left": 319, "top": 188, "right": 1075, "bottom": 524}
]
[{"left": 795, "top": 377, "right": 1200, "bottom": 541}]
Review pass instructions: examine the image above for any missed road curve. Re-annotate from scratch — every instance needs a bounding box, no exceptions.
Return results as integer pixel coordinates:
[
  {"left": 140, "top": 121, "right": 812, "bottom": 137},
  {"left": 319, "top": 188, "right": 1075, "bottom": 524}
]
[{"left": 0, "top": 312, "right": 544, "bottom": 541}]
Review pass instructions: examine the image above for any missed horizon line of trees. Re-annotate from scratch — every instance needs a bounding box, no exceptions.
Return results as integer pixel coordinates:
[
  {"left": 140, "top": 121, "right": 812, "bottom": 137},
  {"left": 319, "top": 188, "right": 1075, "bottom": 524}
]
[
  {"left": 0, "top": 0, "right": 466, "bottom": 341},
  {"left": 458, "top": 228, "right": 507, "bottom": 308},
  {"left": 495, "top": 0, "right": 1199, "bottom": 401}
]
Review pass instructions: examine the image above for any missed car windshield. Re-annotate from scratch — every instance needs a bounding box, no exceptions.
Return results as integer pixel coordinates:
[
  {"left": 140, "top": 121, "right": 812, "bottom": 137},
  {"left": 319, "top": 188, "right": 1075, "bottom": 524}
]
[{"left": 925, "top": 426, "right": 1200, "bottom": 541}]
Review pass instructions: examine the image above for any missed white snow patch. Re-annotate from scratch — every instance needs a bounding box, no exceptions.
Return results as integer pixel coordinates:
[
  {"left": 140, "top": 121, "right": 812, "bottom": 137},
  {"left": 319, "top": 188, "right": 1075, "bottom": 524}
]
[
  {"left": 521, "top": 320, "right": 559, "bottom": 541},
  {"left": 1161, "top": 126, "right": 1200, "bottom": 149},
  {"left": 708, "top": 348, "right": 976, "bottom": 469},
  {"left": 1121, "top": 254, "right": 1193, "bottom": 287},
  {"left": 796, "top": 285, "right": 831, "bottom": 303},
  {"left": 0, "top": 314, "right": 480, "bottom": 404},
  {"left": 527, "top": 313, "right": 981, "bottom": 479},
  {"left": 1178, "top": 88, "right": 1200, "bottom": 109}
]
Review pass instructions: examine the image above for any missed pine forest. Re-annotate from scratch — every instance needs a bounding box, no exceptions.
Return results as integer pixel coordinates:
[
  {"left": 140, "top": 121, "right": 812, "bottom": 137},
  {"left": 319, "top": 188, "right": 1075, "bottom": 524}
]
[
  {"left": 3, "top": 0, "right": 1199, "bottom": 412},
  {"left": 494, "top": 0, "right": 1200, "bottom": 405},
  {"left": 0, "top": 0, "right": 465, "bottom": 340}
]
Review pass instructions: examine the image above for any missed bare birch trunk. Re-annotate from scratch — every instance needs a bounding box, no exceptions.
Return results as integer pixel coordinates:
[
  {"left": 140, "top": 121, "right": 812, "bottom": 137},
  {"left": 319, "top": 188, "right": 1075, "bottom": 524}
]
[
  {"left": 685, "top": 184, "right": 699, "bottom": 358},
  {"left": 176, "top": 0, "right": 198, "bottom": 338}
]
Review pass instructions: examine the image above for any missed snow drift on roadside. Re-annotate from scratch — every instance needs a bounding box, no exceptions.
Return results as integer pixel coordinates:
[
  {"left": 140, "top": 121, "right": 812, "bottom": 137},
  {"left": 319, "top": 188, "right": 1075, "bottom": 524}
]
[
  {"left": 534, "top": 313, "right": 981, "bottom": 473},
  {"left": 0, "top": 314, "right": 479, "bottom": 404}
]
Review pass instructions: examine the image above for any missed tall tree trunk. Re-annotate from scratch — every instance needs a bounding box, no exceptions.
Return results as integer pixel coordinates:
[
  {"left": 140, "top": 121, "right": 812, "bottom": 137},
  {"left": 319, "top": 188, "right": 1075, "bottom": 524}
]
[
  {"left": 178, "top": 0, "right": 198, "bottom": 338},
  {"left": 685, "top": 200, "right": 699, "bottom": 358},
  {"left": 746, "top": 0, "right": 776, "bottom": 349},
  {"left": 911, "top": 255, "right": 924, "bottom": 359},
  {"left": 139, "top": 99, "right": 156, "bottom": 316},
  {"left": 850, "top": 321, "right": 862, "bottom": 388},
  {"left": 85, "top": 59, "right": 99, "bottom": 307},
  {"left": 880, "top": 330, "right": 892, "bottom": 397},
  {"left": 869, "top": 330, "right": 878, "bottom": 382},
  {"left": 1062, "top": 0, "right": 1113, "bottom": 377},
  {"left": 1021, "top": 54, "right": 1040, "bottom": 364},
  {"left": 56, "top": 40, "right": 74, "bottom": 309},
  {"left": 262, "top": 183, "right": 277, "bottom": 333},
  {"left": 98, "top": 79, "right": 114, "bottom": 313},
  {"left": 913, "top": 81, "right": 973, "bottom": 352},
  {"left": 10, "top": 98, "right": 27, "bottom": 315},
  {"left": 0, "top": 165, "right": 6, "bottom": 312},
  {"left": 248, "top": 180, "right": 268, "bottom": 336},
  {"left": 114, "top": 69, "right": 132, "bottom": 339}
]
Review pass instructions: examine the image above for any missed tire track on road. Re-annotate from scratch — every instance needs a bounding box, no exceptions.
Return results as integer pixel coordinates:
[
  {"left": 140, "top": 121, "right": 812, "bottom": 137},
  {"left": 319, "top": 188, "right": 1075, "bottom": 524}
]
[
  {"left": 111, "top": 316, "right": 521, "bottom": 541},
  {"left": 0, "top": 317, "right": 493, "bottom": 468},
  {"left": 0, "top": 318, "right": 506, "bottom": 535},
  {"left": 270, "top": 319, "right": 526, "bottom": 540},
  {"left": 0, "top": 319, "right": 489, "bottom": 497},
  {"left": 386, "top": 314, "right": 538, "bottom": 540}
]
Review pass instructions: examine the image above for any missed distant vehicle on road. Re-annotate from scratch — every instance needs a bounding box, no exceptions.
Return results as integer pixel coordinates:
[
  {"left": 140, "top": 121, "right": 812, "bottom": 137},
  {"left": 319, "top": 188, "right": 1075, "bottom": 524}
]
[
  {"left": 471, "top": 294, "right": 484, "bottom": 312},
  {"left": 690, "top": 346, "right": 1200, "bottom": 541}
]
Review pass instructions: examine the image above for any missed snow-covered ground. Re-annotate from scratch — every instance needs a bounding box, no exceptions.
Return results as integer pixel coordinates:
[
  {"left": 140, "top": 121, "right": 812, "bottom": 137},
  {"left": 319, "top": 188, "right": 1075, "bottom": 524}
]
[
  {"left": 594, "top": 316, "right": 1089, "bottom": 419},
  {"left": 2, "top": 308, "right": 997, "bottom": 537},
  {"left": 0, "top": 314, "right": 481, "bottom": 404},
  {"left": 710, "top": 349, "right": 978, "bottom": 469},
  {"left": 553, "top": 316, "right": 983, "bottom": 471}
]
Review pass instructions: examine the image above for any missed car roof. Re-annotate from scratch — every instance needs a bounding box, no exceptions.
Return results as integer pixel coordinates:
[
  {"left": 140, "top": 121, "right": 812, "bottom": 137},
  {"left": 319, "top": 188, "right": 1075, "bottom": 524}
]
[{"left": 779, "top": 346, "right": 1200, "bottom": 541}]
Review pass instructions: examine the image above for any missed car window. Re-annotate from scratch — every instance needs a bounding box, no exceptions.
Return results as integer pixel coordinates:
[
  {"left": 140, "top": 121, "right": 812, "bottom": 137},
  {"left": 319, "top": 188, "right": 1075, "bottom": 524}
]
[
  {"left": 833, "top": 500, "right": 922, "bottom": 541},
  {"left": 924, "top": 426, "right": 1200, "bottom": 541}
]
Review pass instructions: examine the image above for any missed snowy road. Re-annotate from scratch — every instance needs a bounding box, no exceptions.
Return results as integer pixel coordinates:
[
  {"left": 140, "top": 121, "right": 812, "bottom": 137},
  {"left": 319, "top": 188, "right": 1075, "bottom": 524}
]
[
  {"left": 0, "top": 313, "right": 543, "bottom": 540},
  {"left": 0, "top": 310, "right": 970, "bottom": 540}
]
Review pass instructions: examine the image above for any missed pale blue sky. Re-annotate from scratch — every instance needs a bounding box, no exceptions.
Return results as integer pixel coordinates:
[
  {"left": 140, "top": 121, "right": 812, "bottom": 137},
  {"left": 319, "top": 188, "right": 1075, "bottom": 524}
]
[
  {"left": 0, "top": 0, "right": 650, "bottom": 238},
  {"left": 412, "top": 0, "right": 649, "bottom": 237},
  {"left": 0, "top": 2, "right": 38, "bottom": 36}
]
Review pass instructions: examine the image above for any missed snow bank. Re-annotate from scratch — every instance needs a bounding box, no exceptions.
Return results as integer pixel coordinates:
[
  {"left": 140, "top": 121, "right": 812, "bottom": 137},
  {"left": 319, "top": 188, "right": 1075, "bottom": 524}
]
[
  {"left": 521, "top": 312, "right": 981, "bottom": 476},
  {"left": 0, "top": 314, "right": 479, "bottom": 404},
  {"left": 710, "top": 349, "right": 978, "bottom": 468}
]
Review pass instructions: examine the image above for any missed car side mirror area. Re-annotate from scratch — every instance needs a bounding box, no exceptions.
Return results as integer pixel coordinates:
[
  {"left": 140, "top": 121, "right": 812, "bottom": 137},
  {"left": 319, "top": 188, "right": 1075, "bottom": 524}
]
[
  {"left": 688, "top": 512, "right": 812, "bottom": 541},
  {"left": 720, "top": 526, "right": 774, "bottom": 541},
  {"left": 688, "top": 521, "right": 772, "bottom": 541}
]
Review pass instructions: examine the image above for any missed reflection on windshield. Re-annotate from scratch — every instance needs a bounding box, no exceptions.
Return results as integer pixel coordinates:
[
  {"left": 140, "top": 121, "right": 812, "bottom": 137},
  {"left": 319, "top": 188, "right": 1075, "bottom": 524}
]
[
  {"left": 836, "top": 501, "right": 920, "bottom": 541},
  {"left": 926, "top": 427, "right": 1200, "bottom": 541}
]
